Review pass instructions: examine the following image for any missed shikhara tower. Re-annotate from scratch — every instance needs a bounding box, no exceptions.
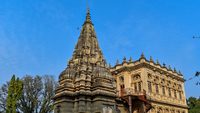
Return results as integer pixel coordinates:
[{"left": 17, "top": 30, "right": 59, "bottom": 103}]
[{"left": 53, "top": 9, "right": 117, "bottom": 113}]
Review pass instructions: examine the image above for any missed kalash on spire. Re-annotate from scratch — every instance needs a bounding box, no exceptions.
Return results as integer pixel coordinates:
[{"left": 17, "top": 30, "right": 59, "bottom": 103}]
[{"left": 53, "top": 9, "right": 118, "bottom": 113}]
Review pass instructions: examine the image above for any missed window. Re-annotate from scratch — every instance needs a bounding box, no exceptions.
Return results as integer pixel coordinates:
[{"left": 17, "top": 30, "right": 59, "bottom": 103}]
[
  {"left": 179, "top": 91, "right": 182, "bottom": 99},
  {"left": 134, "top": 83, "right": 137, "bottom": 92},
  {"left": 162, "top": 86, "right": 165, "bottom": 95},
  {"left": 148, "top": 82, "right": 152, "bottom": 93},
  {"left": 120, "top": 84, "right": 125, "bottom": 89},
  {"left": 132, "top": 74, "right": 140, "bottom": 80},
  {"left": 138, "top": 82, "right": 142, "bottom": 92},
  {"left": 168, "top": 88, "right": 171, "bottom": 97},
  {"left": 156, "top": 84, "right": 159, "bottom": 94},
  {"left": 119, "top": 76, "right": 124, "bottom": 82},
  {"left": 165, "top": 109, "right": 169, "bottom": 113},
  {"left": 148, "top": 74, "right": 152, "bottom": 79},
  {"left": 174, "top": 90, "right": 177, "bottom": 98}
]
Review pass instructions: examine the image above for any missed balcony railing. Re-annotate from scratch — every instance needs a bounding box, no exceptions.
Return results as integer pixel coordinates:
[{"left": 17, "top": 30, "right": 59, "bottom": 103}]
[{"left": 118, "top": 88, "right": 146, "bottom": 97}]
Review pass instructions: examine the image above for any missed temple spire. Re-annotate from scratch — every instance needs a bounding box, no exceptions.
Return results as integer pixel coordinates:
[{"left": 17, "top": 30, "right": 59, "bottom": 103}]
[
  {"left": 84, "top": 8, "right": 92, "bottom": 24},
  {"left": 61, "top": 8, "right": 108, "bottom": 80}
]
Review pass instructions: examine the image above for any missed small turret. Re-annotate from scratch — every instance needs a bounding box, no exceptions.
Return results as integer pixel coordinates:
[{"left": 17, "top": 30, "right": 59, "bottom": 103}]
[
  {"left": 123, "top": 57, "right": 127, "bottom": 63},
  {"left": 129, "top": 57, "right": 133, "bottom": 63},
  {"left": 156, "top": 59, "right": 160, "bottom": 65},
  {"left": 163, "top": 63, "right": 166, "bottom": 68},
  {"left": 140, "top": 52, "right": 146, "bottom": 60},
  {"left": 174, "top": 68, "right": 177, "bottom": 73},
  {"left": 150, "top": 56, "right": 154, "bottom": 63},
  {"left": 84, "top": 8, "right": 92, "bottom": 25},
  {"left": 168, "top": 65, "right": 172, "bottom": 71}
]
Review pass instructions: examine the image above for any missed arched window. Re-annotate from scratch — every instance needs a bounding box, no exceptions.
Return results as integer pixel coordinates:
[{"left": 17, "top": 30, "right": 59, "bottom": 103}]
[
  {"left": 148, "top": 73, "right": 152, "bottom": 79},
  {"left": 132, "top": 74, "right": 141, "bottom": 81},
  {"left": 179, "top": 91, "right": 182, "bottom": 100},
  {"left": 157, "top": 107, "right": 162, "bottom": 113},
  {"left": 134, "top": 83, "right": 137, "bottom": 92},
  {"left": 168, "top": 88, "right": 171, "bottom": 97},
  {"left": 165, "top": 108, "right": 169, "bottom": 113},
  {"left": 174, "top": 90, "right": 177, "bottom": 98},
  {"left": 148, "top": 81, "right": 152, "bottom": 93},
  {"left": 171, "top": 109, "right": 175, "bottom": 113},
  {"left": 156, "top": 84, "right": 159, "bottom": 94},
  {"left": 162, "top": 86, "right": 165, "bottom": 95},
  {"left": 138, "top": 82, "right": 142, "bottom": 92},
  {"left": 120, "top": 84, "right": 125, "bottom": 89},
  {"left": 119, "top": 76, "right": 124, "bottom": 83}
]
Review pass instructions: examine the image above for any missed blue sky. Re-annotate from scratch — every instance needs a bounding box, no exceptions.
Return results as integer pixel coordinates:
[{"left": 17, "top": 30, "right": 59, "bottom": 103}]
[{"left": 0, "top": 0, "right": 199, "bottom": 98}]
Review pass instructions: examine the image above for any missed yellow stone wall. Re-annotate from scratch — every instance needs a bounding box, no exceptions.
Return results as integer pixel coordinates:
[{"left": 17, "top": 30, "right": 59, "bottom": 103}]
[{"left": 112, "top": 58, "right": 188, "bottom": 113}]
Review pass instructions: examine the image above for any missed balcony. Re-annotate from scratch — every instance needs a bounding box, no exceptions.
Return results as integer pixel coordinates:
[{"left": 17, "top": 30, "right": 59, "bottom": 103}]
[
  {"left": 118, "top": 88, "right": 146, "bottom": 97},
  {"left": 117, "top": 88, "right": 152, "bottom": 113}
]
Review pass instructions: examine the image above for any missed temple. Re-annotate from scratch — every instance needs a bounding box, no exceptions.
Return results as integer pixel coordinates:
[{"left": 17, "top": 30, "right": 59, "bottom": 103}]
[
  {"left": 53, "top": 9, "right": 188, "bottom": 113},
  {"left": 53, "top": 9, "right": 117, "bottom": 113}
]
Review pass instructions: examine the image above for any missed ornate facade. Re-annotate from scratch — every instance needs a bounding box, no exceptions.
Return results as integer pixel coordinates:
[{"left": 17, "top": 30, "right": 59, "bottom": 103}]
[
  {"left": 53, "top": 9, "right": 117, "bottom": 113},
  {"left": 53, "top": 10, "right": 188, "bottom": 113},
  {"left": 110, "top": 55, "right": 188, "bottom": 113}
]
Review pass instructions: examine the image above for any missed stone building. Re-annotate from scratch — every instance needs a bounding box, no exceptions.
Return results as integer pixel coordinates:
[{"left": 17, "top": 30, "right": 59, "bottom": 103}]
[
  {"left": 53, "top": 9, "right": 188, "bottom": 113},
  {"left": 110, "top": 55, "right": 188, "bottom": 113},
  {"left": 53, "top": 9, "right": 118, "bottom": 113}
]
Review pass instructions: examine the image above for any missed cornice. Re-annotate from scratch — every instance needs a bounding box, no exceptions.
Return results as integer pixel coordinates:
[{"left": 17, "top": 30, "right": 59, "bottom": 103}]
[{"left": 111, "top": 58, "right": 185, "bottom": 82}]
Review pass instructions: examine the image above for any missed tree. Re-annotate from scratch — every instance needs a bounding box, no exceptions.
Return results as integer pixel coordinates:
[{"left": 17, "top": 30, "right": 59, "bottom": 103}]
[
  {"left": 6, "top": 75, "right": 23, "bottom": 113},
  {"left": 0, "top": 75, "right": 57, "bottom": 113},
  {"left": 187, "top": 97, "right": 200, "bottom": 113},
  {"left": 18, "top": 75, "right": 57, "bottom": 113},
  {"left": 195, "top": 72, "right": 200, "bottom": 85},
  {"left": 187, "top": 71, "right": 200, "bottom": 85},
  {"left": 194, "top": 71, "right": 200, "bottom": 85},
  {"left": 0, "top": 82, "right": 9, "bottom": 113}
]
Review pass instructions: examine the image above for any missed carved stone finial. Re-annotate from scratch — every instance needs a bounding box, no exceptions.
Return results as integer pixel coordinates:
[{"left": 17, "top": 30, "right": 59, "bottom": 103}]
[
  {"left": 156, "top": 59, "right": 160, "bottom": 65},
  {"left": 129, "top": 57, "right": 133, "bottom": 62},
  {"left": 168, "top": 65, "right": 172, "bottom": 70},
  {"left": 140, "top": 52, "right": 145, "bottom": 59},
  {"left": 174, "top": 68, "right": 177, "bottom": 72},
  {"left": 150, "top": 56, "right": 154, "bottom": 62},
  {"left": 123, "top": 57, "right": 127, "bottom": 63},
  {"left": 163, "top": 63, "right": 166, "bottom": 67},
  {"left": 85, "top": 8, "right": 92, "bottom": 24}
]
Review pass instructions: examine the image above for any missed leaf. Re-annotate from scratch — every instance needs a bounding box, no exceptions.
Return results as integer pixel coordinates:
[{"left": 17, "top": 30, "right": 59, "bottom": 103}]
[{"left": 195, "top": 72, "right": 200, "bottom": 77}]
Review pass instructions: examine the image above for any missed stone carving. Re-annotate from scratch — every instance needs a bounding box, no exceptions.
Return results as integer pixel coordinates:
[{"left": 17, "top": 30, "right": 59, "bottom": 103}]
[{"left": 53, "top": 9, "right": 117, "bottom": 113}]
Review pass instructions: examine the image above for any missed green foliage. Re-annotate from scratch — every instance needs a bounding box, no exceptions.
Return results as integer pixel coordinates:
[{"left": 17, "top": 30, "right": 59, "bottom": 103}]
[
  {"left": 1, "top": 75, "right": 56, "bottom": 113},
  {"left": 18, "top": 75, "right": 56, "bottom": 113},
  {"left": 6, "top": 75, "right": 23, "bottom": 113},
  {"left": 187, "top": 97, "right": 200, "bottom": 113},
  {"left": 0, "top": 82, "right": 8, "bottom": 113}
]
